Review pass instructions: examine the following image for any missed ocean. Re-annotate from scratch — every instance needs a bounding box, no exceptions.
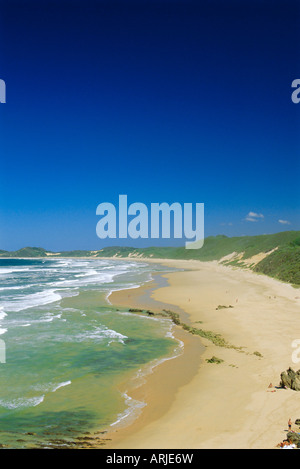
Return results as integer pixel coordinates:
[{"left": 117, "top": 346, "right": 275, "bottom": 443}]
[{"left": 0, "top": 257, "right": 181, "bottom": 448}]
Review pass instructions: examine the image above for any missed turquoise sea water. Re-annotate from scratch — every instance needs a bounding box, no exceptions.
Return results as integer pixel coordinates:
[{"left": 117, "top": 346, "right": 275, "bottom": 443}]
[{"left": 0, "top": 258, "right": 180, "bottom": 448}]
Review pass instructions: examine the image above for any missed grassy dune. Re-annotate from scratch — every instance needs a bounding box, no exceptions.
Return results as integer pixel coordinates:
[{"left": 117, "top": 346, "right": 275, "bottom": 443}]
[{"left": 1, "top": 231, "right": 299, "bottom": 286}]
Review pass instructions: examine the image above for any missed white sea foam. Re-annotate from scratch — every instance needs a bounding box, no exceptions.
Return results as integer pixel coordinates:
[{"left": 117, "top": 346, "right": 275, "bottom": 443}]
[
  {"left": 72, "top": 325, "right": 128, "bottom": 344},
  {"left": 51, "top": 381, "right": 71, "bottom": 393},
  {"left": 0, "top": 307, "right": 7, "bottom": 320},
  {"left": 48, "top": 271, "right": 117, "bottom": 288},
  {"left": 0, "top": 267, "right": 30, "bottom": 275},
  {"left": 110, "top": 392, "right": 146, "bottom": 428},
  {"left": 74, "top": 269, "right": 98, "bottom": 278},
  {"left": 103, "top": 327, "right": 128, "bottom": 345},
  {"left": 0, "top": 395, "right": 45, "bottom": 410},
  {"left": 0, "top": 289, "right": 62, "bottom": 312},
  {"left": 0, "top": 284, "right": 35, "bottom": 292},
  {"left": 41, "top": 313, "right": 62, "bottom": 323},
  {"left": 132, "top": 325, "right": 184, "bottom": 386},
  {"left": 32, "top": 380, "right": 71, "bottom": 394},
  {"left": 105, "top": 283, "right": 142, "bottom": 304},
  {"left": 55, "top": 260, "right": 73, "bottom": 267}
]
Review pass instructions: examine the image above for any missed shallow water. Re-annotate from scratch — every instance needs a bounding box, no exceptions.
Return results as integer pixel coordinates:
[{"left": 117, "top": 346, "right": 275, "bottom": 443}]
[{"left": 0, "top": 258, "right": 179, "bottom": 448}]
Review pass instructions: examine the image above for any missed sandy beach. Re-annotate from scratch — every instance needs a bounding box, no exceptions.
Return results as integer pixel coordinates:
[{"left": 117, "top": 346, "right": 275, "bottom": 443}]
[{"left": 103, "top": 258, "right": 300, "bottom": 449}]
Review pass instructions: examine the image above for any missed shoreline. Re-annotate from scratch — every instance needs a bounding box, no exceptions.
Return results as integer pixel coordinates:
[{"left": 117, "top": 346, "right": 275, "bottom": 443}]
[
  {"left": 100, "top": 258, "right": 300, "bottom": 449},
  {"left": 102, "top": 271, "right": 205, "bottom": 447},
  {"left": 1, "top": 256, "right": 300, "bottom": 448}
]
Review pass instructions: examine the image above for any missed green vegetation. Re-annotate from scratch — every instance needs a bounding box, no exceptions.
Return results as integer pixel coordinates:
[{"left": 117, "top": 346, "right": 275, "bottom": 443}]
[
  {"left": 162, "top": 309, "right": 181, "bottom": 326},
  {"left": 0, "top": 247, "right": 48, "bottom": 257},
  {"left": 182, "top": 324, "right": 240, "bottom": 349},
  {"left": 206, "top": 356, "right": 224, "bottom": 364},
  {"left": 126, "top": 308, "right": 155, "bottom": 316},
  {"left": 162, "top": 309, "right": 242, "bottom": 350},
  {"left": 1, "top": 231, "right": 299, "bottom": 286},
  {"left": 253, "top": 245, "right": 300, "bottom": 286},
  {"left": 57, "top": 250, "right": 95, "bottom": 257}
]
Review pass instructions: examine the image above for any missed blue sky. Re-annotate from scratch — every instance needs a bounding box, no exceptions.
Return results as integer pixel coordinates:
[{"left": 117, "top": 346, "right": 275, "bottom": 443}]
[{"left": 0, "top": 0, "right": 299, "bottom": 251}]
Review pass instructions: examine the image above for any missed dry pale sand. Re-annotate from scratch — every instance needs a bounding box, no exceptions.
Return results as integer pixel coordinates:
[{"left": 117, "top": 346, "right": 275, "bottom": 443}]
[{"left": 104, "top": 259, "right": 300, "bottom": 449}]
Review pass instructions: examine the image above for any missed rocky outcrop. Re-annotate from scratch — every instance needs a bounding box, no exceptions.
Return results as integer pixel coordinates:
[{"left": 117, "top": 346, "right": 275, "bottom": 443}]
[
  {"left": 287, "top": 432, "right": 300, "bottom": 447},
  {"left": 280, "top": 368, "right": 300, "bottom": 391}
]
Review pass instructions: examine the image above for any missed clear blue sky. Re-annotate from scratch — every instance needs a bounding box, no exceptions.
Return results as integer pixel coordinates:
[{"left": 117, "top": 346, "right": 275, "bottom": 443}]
[{"left": 0, "top": 0, "right": 299, "bottom": 251}]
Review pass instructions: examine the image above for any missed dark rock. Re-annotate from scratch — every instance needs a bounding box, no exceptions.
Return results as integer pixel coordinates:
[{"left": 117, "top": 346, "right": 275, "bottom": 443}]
[
  {"left": 280, "top": 368, "right": 300, "bottom": 391},
  {"left": 287, "top": 432, "right": 300, "bottom": 444},
  {"left": 48, "top": 438, "right": 70, "bottom": 445},
  {"left": 295, "top": 419, "right": 300, "bottom": 425}
]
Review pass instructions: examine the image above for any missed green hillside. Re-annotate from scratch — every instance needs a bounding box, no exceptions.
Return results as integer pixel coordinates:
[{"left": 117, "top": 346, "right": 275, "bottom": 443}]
[
  {"left": 94, "top": 231, "right": 300, "bottom": 286},
  {"left": 253, "top": 243, "right": 300, "bottom": 286},
  {"left": 0, "top": 247, "right": 48, "bottom": 258},
  {"left": 1, "top": 231, "right": 299, "bottom": 286}
]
